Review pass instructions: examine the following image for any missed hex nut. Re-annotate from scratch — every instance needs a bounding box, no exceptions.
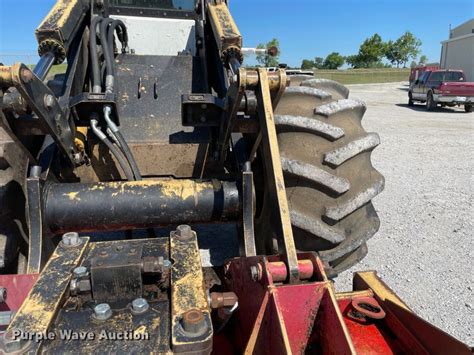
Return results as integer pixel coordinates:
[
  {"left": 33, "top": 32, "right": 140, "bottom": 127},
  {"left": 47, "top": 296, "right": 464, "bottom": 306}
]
[
  {"left": 61, "top": 232, "right": 82, "bottom": 247},
  {"left": 73, "top": 266, "right": 88, "bottom": 278},
  {"left": 181, "top": 309, "right": 208, "bottom": 336},
  {"left": 131, "top": 298, "right": 149, "bottom": 314},
  {"left": 174, "top": 225, "right": 193, "bottom": 241},
  {"left": 93, "top": 303, "right": 112, "bottom": 321}
]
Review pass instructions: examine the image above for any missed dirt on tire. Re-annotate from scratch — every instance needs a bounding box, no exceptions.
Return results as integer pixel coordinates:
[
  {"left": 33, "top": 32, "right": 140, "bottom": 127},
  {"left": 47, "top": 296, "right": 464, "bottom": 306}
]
[{"left": 275, "top": 78, "right": 384, "bottom": 276}]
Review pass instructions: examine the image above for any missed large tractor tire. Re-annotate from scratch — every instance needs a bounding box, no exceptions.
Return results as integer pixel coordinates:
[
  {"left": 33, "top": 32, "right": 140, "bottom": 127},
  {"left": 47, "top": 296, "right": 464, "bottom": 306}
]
[{"left": 275, "top": 78, "right": 384, "bottom": 276}]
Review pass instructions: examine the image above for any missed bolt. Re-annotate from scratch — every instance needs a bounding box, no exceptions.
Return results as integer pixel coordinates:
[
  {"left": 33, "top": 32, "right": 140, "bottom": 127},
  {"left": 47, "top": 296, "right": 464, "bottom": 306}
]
[
  {"left": 210, "top": 292, "right": 238, "bottom": 309},
  {"left": 61, "top": 232, "right": 82, "bottom": 247},
  {"left": 2, "top": 328, "right": 30, "bottom": 353},
  {"left": 174, "top": 225, "right": 193, "bottom": 241},
  {"left": 73, "top": 266, "right": 88, "bottom": 278},
  {"left": 0, "top": 287, "right": 6, "bottom": 303},
  {"left": 250, "top": 265, "right": 260, "bottom": 282},
  {"left": 93, "top": 303, "right": 112, "bottom": 321},
  {"left": 181, "top": 309, "right": 208, "bottom": 336},
  {"left": 131, "top": 298, "right": 149, "bottom": 314},
  {"left": 44, "top": 94, "right": 54, "bottom": 110},
  {"left": 73, "top": 153, "right": 82, "bottom": 164}
]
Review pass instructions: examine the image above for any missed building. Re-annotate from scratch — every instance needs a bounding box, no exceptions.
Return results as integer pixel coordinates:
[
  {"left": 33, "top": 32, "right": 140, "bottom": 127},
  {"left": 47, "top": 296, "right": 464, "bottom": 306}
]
[{"left": 440, "top": 19, "right": 474, "bottom": 81}]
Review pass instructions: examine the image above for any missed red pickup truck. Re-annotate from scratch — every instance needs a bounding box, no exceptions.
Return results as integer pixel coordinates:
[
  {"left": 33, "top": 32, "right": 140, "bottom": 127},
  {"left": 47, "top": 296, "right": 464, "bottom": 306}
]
[{"left": 408, "top": 69, "right": 473, "bottom": 112}]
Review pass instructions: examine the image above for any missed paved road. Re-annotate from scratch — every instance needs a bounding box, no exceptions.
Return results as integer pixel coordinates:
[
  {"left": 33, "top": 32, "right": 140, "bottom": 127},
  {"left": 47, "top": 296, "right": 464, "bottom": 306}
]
[{"left": 336, "top": 82, "right": 473, "bottom": 345}]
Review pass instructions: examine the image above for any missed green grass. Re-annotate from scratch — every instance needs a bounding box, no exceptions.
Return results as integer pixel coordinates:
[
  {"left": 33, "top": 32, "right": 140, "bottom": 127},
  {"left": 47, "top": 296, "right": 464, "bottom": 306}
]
[
  {"left": 28, "top": 63, "right": 67, "bottom": 80},
  {"left": 313, "top": 68, "right": 410, "bottom": 85}
]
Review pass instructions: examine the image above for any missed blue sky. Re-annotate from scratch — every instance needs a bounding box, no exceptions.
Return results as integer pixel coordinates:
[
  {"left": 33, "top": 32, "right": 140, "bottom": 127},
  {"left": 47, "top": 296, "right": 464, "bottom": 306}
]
[{"left": 1, "top": 0, "right": 472, "bottom": 66}]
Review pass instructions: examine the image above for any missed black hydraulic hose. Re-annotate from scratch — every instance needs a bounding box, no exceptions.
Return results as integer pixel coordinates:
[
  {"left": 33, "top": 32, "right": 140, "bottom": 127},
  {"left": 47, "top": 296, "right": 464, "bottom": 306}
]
[
  {"left": 90, "top": 119, "right": 134, "bottom": 181},
  {"left": 103, "top": 106, "right": 142, "bottom": 180},
  {"left": 90, "top": 16, "right": 103, "bottom": 93},
  {"left": 115, "top": 131, "right": 142, "bottom": 180},
  {"left": 107, "top": 20, "right": 129, "bottom": 63},
  {"left": 100, "top": 18, "right": 114, "bottom": 77}
]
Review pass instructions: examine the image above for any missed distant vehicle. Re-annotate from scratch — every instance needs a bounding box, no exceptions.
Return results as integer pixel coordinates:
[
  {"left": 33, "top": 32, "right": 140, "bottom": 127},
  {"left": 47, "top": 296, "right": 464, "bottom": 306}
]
[
  {"left": 409, "top": 64, "right": 439, "bottom": 84},
  {"left": 408, "top": 69, "right": 473, "bottom": 112}
]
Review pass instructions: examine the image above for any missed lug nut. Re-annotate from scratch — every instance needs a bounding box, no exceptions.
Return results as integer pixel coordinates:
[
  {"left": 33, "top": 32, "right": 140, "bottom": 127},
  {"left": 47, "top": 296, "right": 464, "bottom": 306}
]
[
  {"left": 93, "top": 303, "right": 112, "bottom": 321},
  {"left": 174, "top": 225, "right": 193, "bottom": 241},
  {"left": 61, "top": 232, "right": 82, "bottom": 247},
  {"left": 131, "top": 298, "right": 149, "bottom": 314},
  {"left": 181, "top": 309, "right": 208, "bottom": 336},
  {"left": 73, "top": 266, "right": 88, "bottom": 278}
]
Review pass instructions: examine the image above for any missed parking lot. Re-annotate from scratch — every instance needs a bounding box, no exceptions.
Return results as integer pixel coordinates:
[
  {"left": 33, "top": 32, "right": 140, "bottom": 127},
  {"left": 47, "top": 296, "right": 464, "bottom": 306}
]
[{"left": 336, "top": 82, "right": 473, "bottom": 344}]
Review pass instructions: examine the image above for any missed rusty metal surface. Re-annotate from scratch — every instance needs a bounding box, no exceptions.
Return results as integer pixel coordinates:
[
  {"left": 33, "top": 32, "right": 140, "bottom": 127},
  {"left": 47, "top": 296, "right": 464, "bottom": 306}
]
[
  {"left": 255, "top": 68, "right": 299, "bottom": 283},
  {"left": 170, "top": 227, "right": 213, "bottom": 353}
]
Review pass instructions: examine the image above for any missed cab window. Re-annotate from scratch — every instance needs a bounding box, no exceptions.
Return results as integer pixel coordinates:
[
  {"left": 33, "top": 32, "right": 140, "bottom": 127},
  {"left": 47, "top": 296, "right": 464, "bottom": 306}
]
[
  {"left": 110, "top": 0, "right": 196, "bottom": 11},
  {"left": 428, "top": 71, "right": 444, "bottom": 83},
  {"left": 444, "top": 71, "right": 465, "bottom": 82}
]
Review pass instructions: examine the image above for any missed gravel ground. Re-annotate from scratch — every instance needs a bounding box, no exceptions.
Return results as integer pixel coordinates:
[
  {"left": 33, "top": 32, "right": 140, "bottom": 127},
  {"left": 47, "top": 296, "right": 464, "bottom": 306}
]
[{"left": 335, "top": 82, "right": 473, "bottom": 345}]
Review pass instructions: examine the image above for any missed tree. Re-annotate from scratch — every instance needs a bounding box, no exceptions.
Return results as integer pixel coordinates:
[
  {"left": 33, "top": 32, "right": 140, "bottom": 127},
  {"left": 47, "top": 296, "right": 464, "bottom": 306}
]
[
  {"left": 410, "top": 61, "right": 418, "bottom": 68},
  {"left": 323, "top": 52, "right": 345, "bottom": 69},
  {"left": 419, "top": 55, "right": 428, "bottom": 65},
  {"left": 394, "top": 31, "right": 422, "bottom": 68},
  {"left": 358, "top": 34, "right": 386, "bottom": 67},
  {"left": 301, "top": 59, "right": 315, "bottom": 70},
  {"left": 346, "top": 34, "right": 386, "bottom": 68},
  {"left": 256, "top": 38, "right": 280, "bottom": 67},
  {"left": 314, "top": 57, "right": 324, "bottom": 69},
  {"left": 346, "top": 54, "right": 364, "bottom": 69},
  {"left": 385, "top": 40, "right": 403, "bottom": 68}
]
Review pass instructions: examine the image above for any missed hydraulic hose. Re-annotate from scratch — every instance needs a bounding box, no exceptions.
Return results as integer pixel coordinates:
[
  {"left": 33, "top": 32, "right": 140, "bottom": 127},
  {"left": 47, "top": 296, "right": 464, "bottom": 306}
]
[
  {"left": 107, "top": 20, "right": 129, "bottom": 65},
  {"left": 90, "top": 119, "right": 134, "bottom": 181},
  {"left": 90, "top": 16, "right": 103, "bottom": 93},
  {"left": 100, "top": 18, "right": 115, "bottom": 93},
  {"left": 103, "top": 106, "right": 142, "bottom": 180}
]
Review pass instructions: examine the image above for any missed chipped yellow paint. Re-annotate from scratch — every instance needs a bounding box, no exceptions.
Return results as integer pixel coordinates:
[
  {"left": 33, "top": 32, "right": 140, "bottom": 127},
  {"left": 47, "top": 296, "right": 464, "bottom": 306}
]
[
  {"left": 9, "top": 237, "right": 89, "bottom": 335},
  {"left": 354, "top": 271, "right": 411, "bottom": 311},
  {"left": 134, "top": 325, "right": 147, "bottom": 336},
  {"left": 91, "top": 179, "right": 211, "bottom": 202},
  {"left": 64, "top": 191, "right": 80, "bottom": 201},
  {"left": 38, "top": 0, "right": 79, "bottom": 29}
]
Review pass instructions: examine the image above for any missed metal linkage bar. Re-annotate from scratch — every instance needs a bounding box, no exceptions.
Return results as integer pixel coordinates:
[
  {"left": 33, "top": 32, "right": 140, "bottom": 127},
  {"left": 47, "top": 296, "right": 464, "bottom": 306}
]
[
  {"left": 43, "top": 179, "right": 240, "bottom": 233},
  {"left": 170, "top": 226, "right": 213, "bottom": 353},
  {"left": 255, "top": 68, "right": 299, "bottom": 283}
]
